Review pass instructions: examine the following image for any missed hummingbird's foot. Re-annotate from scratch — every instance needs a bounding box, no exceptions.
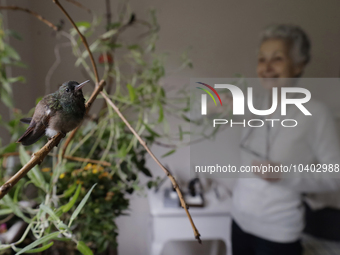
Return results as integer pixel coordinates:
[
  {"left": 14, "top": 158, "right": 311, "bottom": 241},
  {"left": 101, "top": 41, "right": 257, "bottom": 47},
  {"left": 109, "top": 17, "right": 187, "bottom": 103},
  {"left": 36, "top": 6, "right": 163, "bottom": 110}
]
[{"left": 54, "top": 132, "right": 66, "bottom": 148}]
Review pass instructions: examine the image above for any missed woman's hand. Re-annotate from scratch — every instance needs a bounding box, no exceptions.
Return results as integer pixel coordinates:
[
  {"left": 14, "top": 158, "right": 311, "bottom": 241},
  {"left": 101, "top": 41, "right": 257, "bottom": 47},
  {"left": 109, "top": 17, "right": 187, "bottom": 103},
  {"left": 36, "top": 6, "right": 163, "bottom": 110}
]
[{"left": 252, "top": 160, "right": 281, "bottom": 182}]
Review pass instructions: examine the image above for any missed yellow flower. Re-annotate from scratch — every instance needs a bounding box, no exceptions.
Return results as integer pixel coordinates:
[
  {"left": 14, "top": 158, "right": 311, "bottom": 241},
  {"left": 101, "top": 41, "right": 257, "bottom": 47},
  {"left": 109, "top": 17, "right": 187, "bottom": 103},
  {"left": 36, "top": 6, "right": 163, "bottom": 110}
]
[
  {"left": 84, "top": 163, "right": 92, "bottom": 170},
  {"left": 99, "top": 172, "right": 109, "bottom": 179},
  {"left": 105, "top": 191, "right": 115, "bottom": 201},
  {"left": 92, "top": 169, "right": 98, "bottom": 174},
  {"left": 59, "top": 173, "right": 65, "bottom": 179},
  {"left": 72, "top": 169, "right": 81, "bottom": 176},
  {"left": 42, "top": 167, "right": 51, "bottom": 172}
]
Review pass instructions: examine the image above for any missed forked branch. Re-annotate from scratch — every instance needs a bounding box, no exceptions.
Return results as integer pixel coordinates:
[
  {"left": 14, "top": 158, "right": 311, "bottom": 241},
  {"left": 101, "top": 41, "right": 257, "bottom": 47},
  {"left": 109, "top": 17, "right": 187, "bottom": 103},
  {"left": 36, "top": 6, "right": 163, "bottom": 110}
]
[{"left": 0, "top": 6, "right": 58, "bottom": 31}]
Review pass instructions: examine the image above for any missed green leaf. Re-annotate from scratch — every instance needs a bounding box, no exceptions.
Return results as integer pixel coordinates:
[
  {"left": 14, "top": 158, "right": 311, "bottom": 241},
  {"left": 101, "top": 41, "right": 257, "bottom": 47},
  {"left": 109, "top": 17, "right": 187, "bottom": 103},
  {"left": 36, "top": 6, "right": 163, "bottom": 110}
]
[
  {"left": 57, "top": 222, "right": 70, "bottom": 231},
  {"left": 35, "top": 96, "right": 43, "bottom": 104},
  {"left": 100, "top": 29, "right": 117, "bottom": 39},
  {"left": 106, "top": 22, "right": 121, "bottom": 30},
  {"left": 127, "top": 44, "right": 141, "bottom": 50},
  {"left": 147, "top": 181, "right": 154, "bottom": 189},
  {"left": 1, "top": 80, "right": 12, "bottom": 93},
  {"left": 143, "top": 122, "right": 160, "bottom": 137},
  {"left": 158, "top": 102, "right": 163, "bottom": 123},
  {"left": 11, "top": 61, "right": 27, "bottom": 68},
  {"left": 161, "top": 149, "right": 176, "bottom": 158},
  {"left": 7, "top": 76, "right": 25, "bottom": 83},
  {"left": 6, "top": 29, "right": 22, "bottom": 40},
  {"left": 19, "top": 146, "right": 47, "bottom": 191},
  {"left": 13, "top": 242, "right": 54, "bottom": 253},
  {"left": 0, "top": 208, "right": 13, "bottom": 216},
  {"left": 62, "top": 183, "right": 78, "bottom": 198},
  {"left": 181, "top": 114, "right": 191, "bottom": 123},
  {"left": 179, "top": 126, "right": 183, "bottom": 141},
  {"left": 1, "top": 87, "right": 13, "bottom": 108},
  {"left": 75, "top": 21, "right": 91, "bottom": 29},
  {"left": 126, "top": 83, "right": 135, "bottom": 102},
  {"left": 139, "top": 167, "right": 152, "bottom": 177},
  {"left": 77, "top": 241, "right": 94, "bottom": 255},
  {"left": 2, "top": 195, "right": 30, "bottom": 223},
  {"left": 16, "top": 232, "right": 59, "bottom": 255},
  {"left": 61, "top": 184, "right": 81, "bottom": 213},
  {"left": 13, "top": 179, "right": 25, "bottom": 203},
  {"left": 40, "top": 204, "right": 59, "bottom": 221},
  {"left": 2, "top": 142, "right": 17, "bottom": 154},
  {"left": 69, "top": 184, "right": 97, "bottom": 227},
  {"left": 75, "top": 40, "right": 100, "bottom": 66},
  {"left": 4, "top": 44, "right": 20, "bottom": 60}
]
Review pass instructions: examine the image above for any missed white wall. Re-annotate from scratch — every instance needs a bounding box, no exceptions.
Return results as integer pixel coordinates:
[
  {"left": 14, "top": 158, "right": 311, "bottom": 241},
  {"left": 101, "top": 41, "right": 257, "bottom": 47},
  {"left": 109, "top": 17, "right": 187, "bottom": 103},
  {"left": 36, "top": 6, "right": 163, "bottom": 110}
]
[{"left": 2, "top": 0, "right": 340, "bottom": 254}]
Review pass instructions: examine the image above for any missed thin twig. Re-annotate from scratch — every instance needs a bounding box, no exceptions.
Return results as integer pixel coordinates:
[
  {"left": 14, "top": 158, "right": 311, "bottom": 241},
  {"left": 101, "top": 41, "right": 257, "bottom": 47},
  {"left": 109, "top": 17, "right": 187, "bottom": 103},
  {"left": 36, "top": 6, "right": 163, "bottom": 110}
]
[
  {"left": 65, "top": 0, "right": 92, "bottom": 14},
  {"left": 45, "top": 41, "right": 72, "bottom": 94},
  {"left": 0, "top": 6, "right": 58, "bottom": 31},
  {"left": 1, "top": 150, "right": 111, "bottom": 167},
  {"left": 1, "top": 152, "right": 20, "bottom": 157},
  {"left": 0, "top": 213, "right": 14, "bottom": 224},
  {"left": 62, "top": 126, "right": 80, "bottom": 158},
  {"left": 101, "top": 91, "right": 201, "bottom": 243},
  {"left": 106, "top": 0, "right": 111, "bottom": 28},
  {"left": 0, "top": 80, "right": 106, "bottom": 200},
  {"left": 153, "top": 141, "right": 177, "bottom": 148},
  {"left": 53, "top": 0, "right": 99, "bottom": 84},
  {"left": 62, "top": 155, "right": 111, "bottom": 167}
]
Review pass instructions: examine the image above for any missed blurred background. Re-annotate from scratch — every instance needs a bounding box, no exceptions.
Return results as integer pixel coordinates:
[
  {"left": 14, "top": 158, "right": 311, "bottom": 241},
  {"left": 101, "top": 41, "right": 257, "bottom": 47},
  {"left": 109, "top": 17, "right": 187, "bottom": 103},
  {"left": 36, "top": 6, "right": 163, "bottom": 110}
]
[{"left": 1, "top": 0, "right": 340, "bottom": 254}]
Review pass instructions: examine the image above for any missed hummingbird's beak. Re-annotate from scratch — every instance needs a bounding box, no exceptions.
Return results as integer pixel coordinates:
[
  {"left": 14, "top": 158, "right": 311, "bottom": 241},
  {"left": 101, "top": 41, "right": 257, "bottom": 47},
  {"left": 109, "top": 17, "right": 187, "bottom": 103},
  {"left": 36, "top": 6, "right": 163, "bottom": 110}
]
[{"left": 75, "top": 80, "right": 90, "bottom": 91}]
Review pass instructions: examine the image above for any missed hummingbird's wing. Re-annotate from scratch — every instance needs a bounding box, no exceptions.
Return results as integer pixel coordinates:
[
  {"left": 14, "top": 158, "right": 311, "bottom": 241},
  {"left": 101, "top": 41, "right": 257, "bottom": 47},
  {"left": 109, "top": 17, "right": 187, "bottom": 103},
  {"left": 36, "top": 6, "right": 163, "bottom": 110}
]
[{"left": 17, "top": 100, "right": 52, "bottom": 146}]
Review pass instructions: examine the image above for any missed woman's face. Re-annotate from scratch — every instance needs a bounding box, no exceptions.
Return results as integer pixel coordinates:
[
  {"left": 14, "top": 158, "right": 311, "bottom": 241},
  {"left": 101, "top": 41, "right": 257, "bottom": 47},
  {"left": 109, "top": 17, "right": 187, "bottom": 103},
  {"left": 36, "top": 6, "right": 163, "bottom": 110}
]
[{"left": 257, "top": 39, "right": 304, "bottom": 88}]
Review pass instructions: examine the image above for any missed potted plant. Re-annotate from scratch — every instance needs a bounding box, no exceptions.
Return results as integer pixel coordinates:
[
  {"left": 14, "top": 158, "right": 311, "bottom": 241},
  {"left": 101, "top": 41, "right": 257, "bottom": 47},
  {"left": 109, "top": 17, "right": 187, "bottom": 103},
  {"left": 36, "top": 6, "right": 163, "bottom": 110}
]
[{"left": 0, "top": 1, "right": 199, "bottom": 254}]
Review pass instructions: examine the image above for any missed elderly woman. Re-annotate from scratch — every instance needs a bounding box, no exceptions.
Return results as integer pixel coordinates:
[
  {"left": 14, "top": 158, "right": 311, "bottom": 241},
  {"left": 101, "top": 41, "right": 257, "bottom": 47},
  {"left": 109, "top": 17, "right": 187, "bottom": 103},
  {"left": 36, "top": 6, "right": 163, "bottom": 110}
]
[{"left": 231, "top": 24, "right": 340, "bottom": 255}]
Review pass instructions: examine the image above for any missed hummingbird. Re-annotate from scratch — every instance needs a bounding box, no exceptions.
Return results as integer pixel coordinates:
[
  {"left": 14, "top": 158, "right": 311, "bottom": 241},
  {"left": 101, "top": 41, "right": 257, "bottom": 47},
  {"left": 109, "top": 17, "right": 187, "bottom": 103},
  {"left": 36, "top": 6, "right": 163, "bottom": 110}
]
[{"left": 17, "top": 80, "right": 90, "bottom": 146}]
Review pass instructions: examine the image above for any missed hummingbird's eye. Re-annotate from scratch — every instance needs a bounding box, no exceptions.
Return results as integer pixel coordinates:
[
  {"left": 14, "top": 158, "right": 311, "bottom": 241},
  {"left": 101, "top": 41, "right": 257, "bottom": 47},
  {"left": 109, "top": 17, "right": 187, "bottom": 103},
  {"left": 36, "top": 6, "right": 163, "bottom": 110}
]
[{"left": 66, "top": 88, "right": 70, "bottom": 92}]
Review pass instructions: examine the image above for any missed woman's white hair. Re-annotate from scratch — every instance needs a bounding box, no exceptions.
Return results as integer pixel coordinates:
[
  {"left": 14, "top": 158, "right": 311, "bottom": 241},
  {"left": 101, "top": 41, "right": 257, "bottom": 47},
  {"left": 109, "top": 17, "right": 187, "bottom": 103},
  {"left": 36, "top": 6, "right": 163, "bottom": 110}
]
[{"left": 260, "top": 24, "right": 311, "bottom": 65}]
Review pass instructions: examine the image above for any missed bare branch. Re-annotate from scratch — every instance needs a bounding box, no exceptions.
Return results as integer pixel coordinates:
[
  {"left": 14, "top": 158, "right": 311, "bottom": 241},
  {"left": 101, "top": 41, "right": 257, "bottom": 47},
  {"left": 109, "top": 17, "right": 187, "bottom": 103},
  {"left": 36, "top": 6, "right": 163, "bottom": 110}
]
[
  {"left": 62, "top": 155, "right": 111, "bottom": 167},
  {"left": 53, "top": 0, "right": 99, "bottom": 84},
  {"left": 106, "top": 0, "right": 112, "bottom": 28},
  {"left": 1, "top": 150, "right": 111, "bottom": 167},
  {"left": 0, "top": 6, "right": 58, "bottom": 31},
  {"left": 101, "top": 91, "right": 202, "bottom": 243},
  {"left": 61, "top": 126, "right": 79, "bottom": 158},
  {"left": 65, "top": 0, "right": 92, "bottom": 14},
  {"left": 0, "top": 134, "right": 64, "bottom": 199},
  {"left": 45, "top": 41, "right": 72, "bottom": 94}
]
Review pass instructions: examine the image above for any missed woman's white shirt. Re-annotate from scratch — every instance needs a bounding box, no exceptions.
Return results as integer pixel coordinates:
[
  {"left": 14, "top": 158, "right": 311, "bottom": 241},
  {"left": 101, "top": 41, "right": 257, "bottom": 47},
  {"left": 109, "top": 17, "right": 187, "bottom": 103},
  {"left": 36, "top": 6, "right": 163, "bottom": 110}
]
[{"left": 231, "top": 97, "right": 340, "bottom": 242}]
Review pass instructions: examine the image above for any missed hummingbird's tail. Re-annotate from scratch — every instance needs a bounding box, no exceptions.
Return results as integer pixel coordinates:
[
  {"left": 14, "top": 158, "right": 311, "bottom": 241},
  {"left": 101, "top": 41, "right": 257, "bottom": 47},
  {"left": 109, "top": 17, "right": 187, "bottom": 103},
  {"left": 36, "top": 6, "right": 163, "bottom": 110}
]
[
  {"left": 20, "top": 118, "right": 32, "bottom": 124},
  {"left": 17, "top": 121, "right": 46, "bottom": 146}
]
